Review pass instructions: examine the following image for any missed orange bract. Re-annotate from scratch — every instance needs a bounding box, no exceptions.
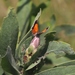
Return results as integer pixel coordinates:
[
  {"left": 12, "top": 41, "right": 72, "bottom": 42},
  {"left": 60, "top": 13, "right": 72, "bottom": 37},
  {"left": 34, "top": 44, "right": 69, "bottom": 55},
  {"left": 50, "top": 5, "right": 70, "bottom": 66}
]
[
  {"left": 42, "top": 27, "right": 48, "bottom": 33},
  {"left": 32, "top": 20, "right": 48, "bottom": 35},
  {"left": 32, "top": 22, "right": 39, "bottom": 34}
]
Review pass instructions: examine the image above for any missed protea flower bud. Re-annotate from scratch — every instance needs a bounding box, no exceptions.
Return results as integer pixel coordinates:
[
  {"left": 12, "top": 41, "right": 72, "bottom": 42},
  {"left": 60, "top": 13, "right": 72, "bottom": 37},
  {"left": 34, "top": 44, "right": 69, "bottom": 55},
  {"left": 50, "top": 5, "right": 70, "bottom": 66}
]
[
  {"left": 23, "top": 36, "right": 40, "bottom": 63},
  {"left": 30, "top": 36, "right": 40, "bottom": 49}
]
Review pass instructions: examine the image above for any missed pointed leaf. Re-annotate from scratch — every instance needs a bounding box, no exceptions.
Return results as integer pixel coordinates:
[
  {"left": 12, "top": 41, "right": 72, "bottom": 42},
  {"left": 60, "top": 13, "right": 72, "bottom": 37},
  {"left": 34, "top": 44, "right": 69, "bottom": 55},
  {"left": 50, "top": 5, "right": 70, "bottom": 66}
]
[
  {"left": 26, "top": 59, "right": 41, "bottom": 71},
  {"left": 17, "top": 1, "right": 32, "bottom": 40},
  {"left": 31, "top": 8, "right": 41, "bottom": 30}
]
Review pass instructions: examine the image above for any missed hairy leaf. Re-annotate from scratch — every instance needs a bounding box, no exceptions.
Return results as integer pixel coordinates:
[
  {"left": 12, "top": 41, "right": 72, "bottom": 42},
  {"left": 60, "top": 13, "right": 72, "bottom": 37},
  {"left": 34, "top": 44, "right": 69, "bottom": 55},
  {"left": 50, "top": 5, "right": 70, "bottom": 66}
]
[
  {"left": 36, "top": 65, "right": 75, "bottom": 75},
  {"left": 46, "top": 41, "right": 75, "bottom": 57},
  {"left": 1, "top": 46, "right": 19, "bottom": 75},
  {"left": 0, "top": 9, "right": 18, "bottom": 56},
  {"left": 57, "top": 60, "right": 75, "bottom": 67}
]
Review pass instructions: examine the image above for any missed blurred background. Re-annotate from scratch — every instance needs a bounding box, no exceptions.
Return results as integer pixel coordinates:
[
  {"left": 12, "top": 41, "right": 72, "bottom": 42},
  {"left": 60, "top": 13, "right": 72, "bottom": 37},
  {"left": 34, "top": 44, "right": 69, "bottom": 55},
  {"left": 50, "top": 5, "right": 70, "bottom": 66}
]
[{"left": 0, "top": 0, "right": 75, "bottom": 50}]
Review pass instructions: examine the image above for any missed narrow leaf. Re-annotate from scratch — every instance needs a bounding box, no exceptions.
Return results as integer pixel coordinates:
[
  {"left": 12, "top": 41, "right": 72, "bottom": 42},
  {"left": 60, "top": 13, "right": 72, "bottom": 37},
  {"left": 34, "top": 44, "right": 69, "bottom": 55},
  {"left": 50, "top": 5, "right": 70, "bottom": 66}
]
[
  {"left": 17, "top": 1, "right": 32, "bottom": 40},
  {"left": 26, "top": 59, "right": 41, "bottom": 71}
]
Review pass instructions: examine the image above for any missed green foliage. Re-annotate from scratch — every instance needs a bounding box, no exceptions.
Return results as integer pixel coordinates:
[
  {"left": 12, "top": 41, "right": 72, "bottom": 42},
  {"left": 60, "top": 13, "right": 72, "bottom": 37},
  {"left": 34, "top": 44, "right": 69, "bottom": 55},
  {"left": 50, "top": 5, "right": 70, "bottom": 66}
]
[
  {"left": 0, "top": 57, "right": 4, "bottom": 75},
  {"left": 0, "top": 0, "right": 75, "bottom": 75},
  {"left": 0, "top": 9, "right": 18, "bottom": 56},
  {"left": 36, "top": 65, "right": 75, "bottom": 75},
  {"left": 46, "top": 41, "right": 75, "bottom": 56},
  {"left": 57, "top": 60, "right": 75, "bottom": 66},
  {"left": 55, "top": 25, "right": 75, "bottom": 36},
  {"left": 1, "top": 46, "right": 19, "bottom": 75}
]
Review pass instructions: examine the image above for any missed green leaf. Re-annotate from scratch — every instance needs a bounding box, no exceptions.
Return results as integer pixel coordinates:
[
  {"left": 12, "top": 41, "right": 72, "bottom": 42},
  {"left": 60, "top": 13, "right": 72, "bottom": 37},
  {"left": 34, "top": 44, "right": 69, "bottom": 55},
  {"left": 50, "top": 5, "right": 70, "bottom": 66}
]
[
  {"left": 46, "top": 41, "right": 75, "bottom": 57},
  {"left": 0, "top": 66, "right": 4, "bottom": 75},
  {"left": 31, "top": 3, "right": 47, "bottom": 16},
  {"left": 45, "top": 53, "right": 71, "bottom": 67},
  {"left": 57, "top": 60, "right": 75, "bottom": 67},
  {"left": 55, "top": 25, "right": 75, "bottom": 36},
  {"left": 0, "top": 57, "right": 4, "bottom": 75},
  {"left": 17, "top": 0, "right": 31, "bottom": 13},
  {"left": 0, "top": 9, "right": 18, "bottom": 56},
  {"left": 39, "top": 14, "right": 56, "bottom": 33},
  {"left": 17, "top": 1, "right": 32, "bottom": 40},
  {"left": 31, "top": 8, "right": 41, "bottom": 29},
  {"left": 16, "top": 36, "right": 32, "bottom": 65},
  {"left": 36, "top": 65, "right": 75, "bottom": 75},
  {"left": 26, "top": 58, "right": 41, "bottom": 71},
  {"left": 1, "top": 46, "right": 20, "bottom": 75},
  {"left": 66, "top": 73, "right": 75, "bottom": 75},
  {"left": 39, "top": 15, "right": 56, "bottom": 45},
  {"left": 50, "top": 15, "right": 56, "bottom": 26},
  {"left": 4, "top": 71, "right": 13, "bottom": 75},
  {"left": 44, "top": 41, "right": 75, "bottom": 66}
]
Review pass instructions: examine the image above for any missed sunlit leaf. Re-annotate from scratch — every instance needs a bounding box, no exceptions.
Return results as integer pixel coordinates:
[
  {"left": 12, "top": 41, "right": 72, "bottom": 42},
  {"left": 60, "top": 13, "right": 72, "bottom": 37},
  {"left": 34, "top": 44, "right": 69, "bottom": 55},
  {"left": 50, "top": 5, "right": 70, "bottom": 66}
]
[{"left": 26, "top": 59, "right": 41, "bottom": 71}]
